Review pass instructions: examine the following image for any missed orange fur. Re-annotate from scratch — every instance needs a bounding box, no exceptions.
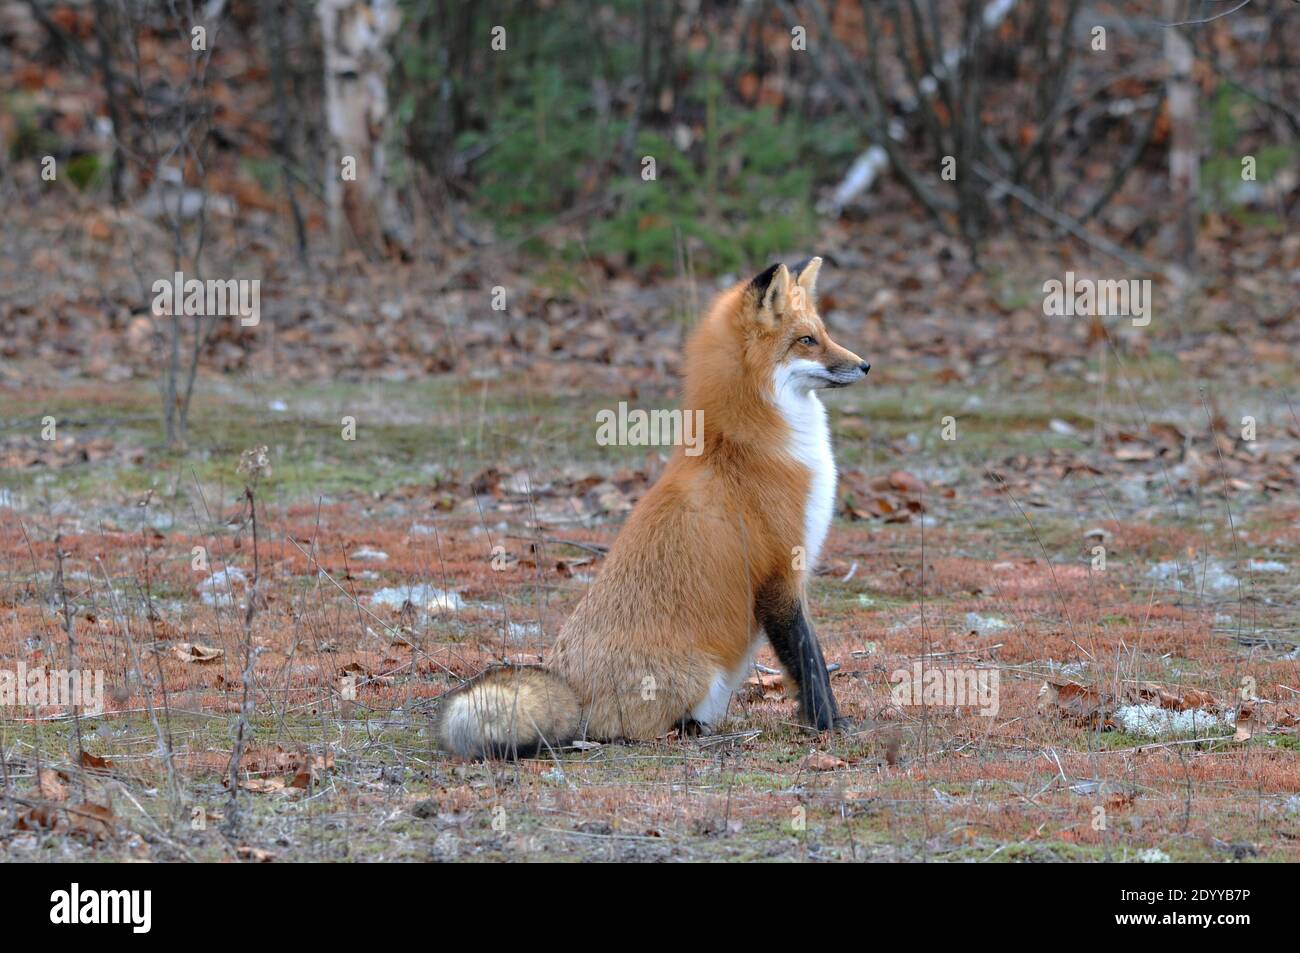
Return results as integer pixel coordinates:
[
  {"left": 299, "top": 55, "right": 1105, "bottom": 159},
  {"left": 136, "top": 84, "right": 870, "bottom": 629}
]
[
  {"left": 552, "top": 259, "right": 866, "bottom": 739},
  {"left": 438, "top": 258, "right": 868, "bottom": 758}
]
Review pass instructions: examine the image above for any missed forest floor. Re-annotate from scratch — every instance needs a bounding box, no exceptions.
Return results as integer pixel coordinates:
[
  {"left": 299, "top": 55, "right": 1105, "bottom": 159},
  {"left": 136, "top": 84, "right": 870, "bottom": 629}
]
[{"left": 2, "top": 196, "right": 1299, "bottom": 862}]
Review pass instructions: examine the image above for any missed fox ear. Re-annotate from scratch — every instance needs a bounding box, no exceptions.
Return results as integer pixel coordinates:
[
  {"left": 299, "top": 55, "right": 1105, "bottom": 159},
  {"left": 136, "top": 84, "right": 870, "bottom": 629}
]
[
  {"left": 748, "top": 263, "right": 781, "bottom": 303},
  {"left": 795, "top": 256, "right": 823, "bottom": 295},
  {"left": 748, "top": 263, "right": 792, "bottom": 324}
]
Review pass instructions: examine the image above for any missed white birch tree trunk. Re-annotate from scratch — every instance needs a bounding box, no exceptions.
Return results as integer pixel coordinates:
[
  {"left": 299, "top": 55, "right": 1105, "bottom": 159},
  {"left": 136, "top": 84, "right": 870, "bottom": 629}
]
[
  {"left": 318, "top": 0, "right": 402, "bottom": 258},
  {"left": 1163, "top": 2, "right": 1199, "bottom": 271}
]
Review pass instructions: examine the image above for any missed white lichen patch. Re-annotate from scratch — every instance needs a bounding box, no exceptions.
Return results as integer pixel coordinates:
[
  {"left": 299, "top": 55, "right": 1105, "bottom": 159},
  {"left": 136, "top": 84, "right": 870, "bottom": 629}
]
[
  {"left": 1114, "top": 703, "right": 1233, "bottom": 739},
  {"left": 370, "top": 584, "right": 463, "bottom": 612}
]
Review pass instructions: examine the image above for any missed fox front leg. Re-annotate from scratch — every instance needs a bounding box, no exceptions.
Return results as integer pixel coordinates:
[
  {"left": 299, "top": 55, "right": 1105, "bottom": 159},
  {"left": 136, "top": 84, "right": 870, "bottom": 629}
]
[{"left": 756, "top": 583, "right": 843, "bottom": 731}]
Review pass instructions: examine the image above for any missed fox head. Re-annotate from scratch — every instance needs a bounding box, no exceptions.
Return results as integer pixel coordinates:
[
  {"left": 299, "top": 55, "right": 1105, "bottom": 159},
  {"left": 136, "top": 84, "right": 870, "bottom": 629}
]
[
  {"left": 737, "top": 257, "right": 870, "bottom": 397},
  {"left": 683, "top": 257, "right": 870, "bottom": 447}
]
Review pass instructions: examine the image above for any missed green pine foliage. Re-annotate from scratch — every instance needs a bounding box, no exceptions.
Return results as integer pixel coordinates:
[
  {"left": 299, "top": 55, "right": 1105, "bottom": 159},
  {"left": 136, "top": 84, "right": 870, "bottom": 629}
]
[{"left": 395, "top": 2, "right": 857, "bottom": 274}]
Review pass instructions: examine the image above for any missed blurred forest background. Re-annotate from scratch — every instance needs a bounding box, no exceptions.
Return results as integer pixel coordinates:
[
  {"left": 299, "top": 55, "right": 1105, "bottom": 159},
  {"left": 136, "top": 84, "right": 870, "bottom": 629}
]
[{"left": 1, "top": 2, "right": 1296, "bottom": 402}]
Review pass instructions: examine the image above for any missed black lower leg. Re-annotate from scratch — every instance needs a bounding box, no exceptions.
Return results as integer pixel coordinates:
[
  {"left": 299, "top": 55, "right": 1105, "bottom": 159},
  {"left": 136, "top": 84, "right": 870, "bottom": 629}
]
[{"left": 756, "top": 582, "right": 840, "bottom": 730}]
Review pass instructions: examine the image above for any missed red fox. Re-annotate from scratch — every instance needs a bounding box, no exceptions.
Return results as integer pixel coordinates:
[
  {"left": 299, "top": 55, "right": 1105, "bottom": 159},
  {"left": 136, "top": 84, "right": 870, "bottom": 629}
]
[{"left": 439, "top": 257, "right": 870, "bottom": 758}]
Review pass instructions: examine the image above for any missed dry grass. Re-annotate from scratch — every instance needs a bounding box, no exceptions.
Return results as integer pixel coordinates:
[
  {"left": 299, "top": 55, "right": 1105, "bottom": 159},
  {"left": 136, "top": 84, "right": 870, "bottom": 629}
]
[{"left": 2, "top": 476, "right": 1297, "bottom": 862}]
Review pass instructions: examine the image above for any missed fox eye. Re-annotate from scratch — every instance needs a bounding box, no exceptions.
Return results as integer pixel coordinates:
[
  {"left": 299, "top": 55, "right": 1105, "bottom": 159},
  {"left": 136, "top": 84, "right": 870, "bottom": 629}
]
[{"left": 796, "top": 335, "right": 818, "bottom": 347}]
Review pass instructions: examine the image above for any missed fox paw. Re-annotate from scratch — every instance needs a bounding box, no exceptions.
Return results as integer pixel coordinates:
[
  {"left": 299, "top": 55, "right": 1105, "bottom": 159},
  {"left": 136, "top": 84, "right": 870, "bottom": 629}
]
[
  {"left": 802, "top": 713, "right": 854, "bottom": 733},
  {"left": 675, "top": 717, "right": 708, "bottom": 738}
]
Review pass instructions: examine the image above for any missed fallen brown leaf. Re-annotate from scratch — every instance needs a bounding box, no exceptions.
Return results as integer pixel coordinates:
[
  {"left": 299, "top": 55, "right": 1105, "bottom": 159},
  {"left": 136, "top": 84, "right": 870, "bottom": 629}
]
[
  {"left": 804, "top": 751, "right": 848, "bottom": 771},
  {"left": 79, "top": 751, "right": 114, "bottom": 774},
  {"left": 1038, "top": 678, "right": 1110, "bottom": 728},
  {"left": 67, "top": 800, "right": 116, "bottom": 841},
  {"left": 888, "top": 470, "right": 927, "bottom": 495},
  {"left": 238, "top": 777, "right": 288, "bottom": 794},
  {"left": 738, "top": 672, "right": 786, "bottom": 703},
  {"left": 174, "top": 642, "right": 224, "bottom": 663},
  {"left": 37, "top": 767, "right": 69, "bottom": 802}
]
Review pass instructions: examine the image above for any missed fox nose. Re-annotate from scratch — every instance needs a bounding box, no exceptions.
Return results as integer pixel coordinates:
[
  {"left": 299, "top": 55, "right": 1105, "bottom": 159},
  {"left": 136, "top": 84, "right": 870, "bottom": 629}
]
[{"left": 859, "top": 362, "right": 871, "bottom": 375}]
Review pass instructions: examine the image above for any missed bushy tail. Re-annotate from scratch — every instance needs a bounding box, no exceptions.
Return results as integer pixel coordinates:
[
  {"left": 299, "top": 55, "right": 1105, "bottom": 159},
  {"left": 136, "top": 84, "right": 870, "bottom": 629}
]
[{"left": 437, "top": 666, "right": 581, "bottom": 760}]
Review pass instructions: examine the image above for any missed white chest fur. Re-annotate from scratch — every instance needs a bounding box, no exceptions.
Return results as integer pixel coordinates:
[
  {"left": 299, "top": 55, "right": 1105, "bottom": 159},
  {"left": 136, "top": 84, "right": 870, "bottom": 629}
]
[{"left": 772, "top": 363, "right": 838, "bottom": 570}]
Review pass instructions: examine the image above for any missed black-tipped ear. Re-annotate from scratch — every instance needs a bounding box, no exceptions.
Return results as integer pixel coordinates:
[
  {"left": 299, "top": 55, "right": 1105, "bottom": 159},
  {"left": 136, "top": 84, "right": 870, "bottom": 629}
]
[
  {"left": 790, "top": 257, "right": 816, "bottom": 276},
  {"left": 748, "top": 263, "right": 782, "bottom": 303}
]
